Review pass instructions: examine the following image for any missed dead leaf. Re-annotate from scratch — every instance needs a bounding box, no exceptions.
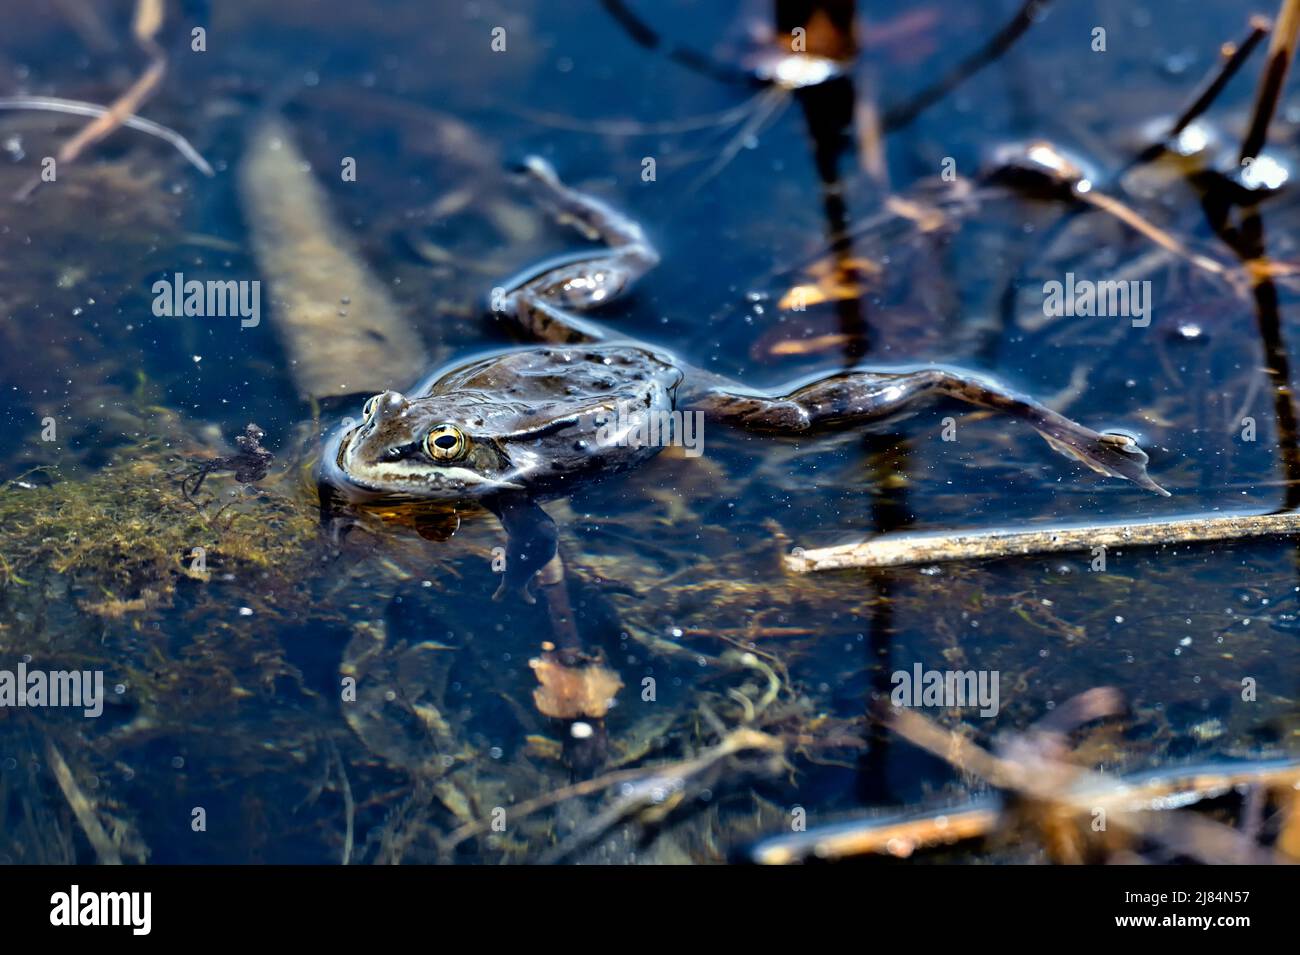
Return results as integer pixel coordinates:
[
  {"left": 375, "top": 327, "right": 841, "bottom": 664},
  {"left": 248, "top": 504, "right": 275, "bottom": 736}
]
[{"left": 530, "top": 655, "right": 623, "bottom": 720}]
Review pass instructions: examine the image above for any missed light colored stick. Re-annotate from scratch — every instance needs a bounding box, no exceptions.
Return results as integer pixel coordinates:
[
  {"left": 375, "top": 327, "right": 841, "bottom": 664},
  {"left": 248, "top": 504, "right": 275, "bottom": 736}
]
[
  {"left": 785, "top": 509, "right": 1300, "bottom": 572},
  {"left": 45, "top": 739, "right": 122, "bottom": 864}
]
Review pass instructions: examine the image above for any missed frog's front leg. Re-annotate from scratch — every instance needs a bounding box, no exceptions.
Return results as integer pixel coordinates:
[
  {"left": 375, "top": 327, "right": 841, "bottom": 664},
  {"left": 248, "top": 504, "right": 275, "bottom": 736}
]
[
  {"left": 687, "top": 367, "right": 1169, "bottom": 495},
  {"left": 485, "top": 494, "right": 584, "bottom": 662},
  {"left": 492, "top": 157, "right": 659, "bottom": 344},
  {"left": 484, "top": 493, "right": 562, "bottom": 603}
]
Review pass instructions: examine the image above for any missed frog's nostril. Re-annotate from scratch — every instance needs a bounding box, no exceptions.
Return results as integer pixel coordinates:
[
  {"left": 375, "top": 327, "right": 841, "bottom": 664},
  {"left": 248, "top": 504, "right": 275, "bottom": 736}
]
[{"left": 375, "top": 391, "right": 410, "bottom": 415}]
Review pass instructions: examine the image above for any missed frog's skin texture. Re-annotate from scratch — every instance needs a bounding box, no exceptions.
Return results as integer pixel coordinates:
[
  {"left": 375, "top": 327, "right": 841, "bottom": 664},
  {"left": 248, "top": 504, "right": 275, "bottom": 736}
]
[{"left": 319, "top": 156, "right": 1167, "bottom": 598}]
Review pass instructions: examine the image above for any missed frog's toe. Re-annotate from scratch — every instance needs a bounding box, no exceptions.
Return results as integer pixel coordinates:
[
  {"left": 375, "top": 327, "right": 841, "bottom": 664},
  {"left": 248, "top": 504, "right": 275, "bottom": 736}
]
[
  {"left": 492, "top": 575, "right": 538, "bottom": 604},
  {"left": 1037, "top": 429, "right": 1170, "bottom": 496},
  {"left": 507, "top": 154, "right": 559, "bottom": 184}
]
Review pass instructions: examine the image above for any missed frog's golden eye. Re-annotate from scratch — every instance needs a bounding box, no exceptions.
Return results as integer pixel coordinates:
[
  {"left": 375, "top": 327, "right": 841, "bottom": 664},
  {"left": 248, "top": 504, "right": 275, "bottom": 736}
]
[
  {"left": 425, "top": 424, "right": 467, "bottom": 462},
  {"left": 362, "top": 395, "right": 380, "bottom": 421}
]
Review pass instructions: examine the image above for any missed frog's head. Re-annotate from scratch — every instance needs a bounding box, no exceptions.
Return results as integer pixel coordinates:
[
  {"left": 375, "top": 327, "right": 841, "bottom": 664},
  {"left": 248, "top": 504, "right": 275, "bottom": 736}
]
[{"left": 332, "top": 390, "right": 527, "bottom": 500}]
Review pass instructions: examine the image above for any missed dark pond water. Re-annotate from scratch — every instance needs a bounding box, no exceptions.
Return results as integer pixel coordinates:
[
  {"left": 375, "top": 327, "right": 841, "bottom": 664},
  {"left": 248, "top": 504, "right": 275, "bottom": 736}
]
[{"left": 0, "top": 0, "right": 1296, "bottom": 863}]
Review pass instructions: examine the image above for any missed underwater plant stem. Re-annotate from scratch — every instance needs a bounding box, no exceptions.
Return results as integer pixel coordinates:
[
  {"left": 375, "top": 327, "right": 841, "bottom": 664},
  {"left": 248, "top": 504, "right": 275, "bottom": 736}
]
[
  {"left": 1169, "top": 17, "right": 1271, "bottom": 139},
  {"left": 785, "top": 509, "right": 1300, "bottom": 571},
  {"left": 46, "top": 739, "right": 123, "bottom": 865},
  {"left": 882, "top": 0, "right": 1053, "bottom": 131},
  {"left": 1080, "top": 190, "right": 1229, "bottom": 276},
  {"left": 1239, "top": 0, "right": 1300, "bottom": 165}
]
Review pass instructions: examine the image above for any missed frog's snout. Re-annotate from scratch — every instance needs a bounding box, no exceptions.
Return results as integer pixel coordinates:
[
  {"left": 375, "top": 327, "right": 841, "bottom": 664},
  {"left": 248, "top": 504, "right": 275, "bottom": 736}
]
[{"left": 369, "top": 390, "right": 410, "bottom": 420}]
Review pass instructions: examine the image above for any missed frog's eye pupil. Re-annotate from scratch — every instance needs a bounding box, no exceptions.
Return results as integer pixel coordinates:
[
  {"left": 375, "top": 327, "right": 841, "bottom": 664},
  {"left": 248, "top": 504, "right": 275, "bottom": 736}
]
[{"left": 425, "top": 425, "right": 467, "bottom": 461}]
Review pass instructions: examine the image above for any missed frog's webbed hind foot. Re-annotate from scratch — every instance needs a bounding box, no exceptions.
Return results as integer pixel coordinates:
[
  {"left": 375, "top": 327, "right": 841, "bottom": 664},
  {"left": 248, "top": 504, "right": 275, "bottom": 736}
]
[
  {"left": 492, "top": 157, "right": 659, "bottom": 345},
  {"left": 692, "top": 368, "right": 1169, "bottom": 495}
]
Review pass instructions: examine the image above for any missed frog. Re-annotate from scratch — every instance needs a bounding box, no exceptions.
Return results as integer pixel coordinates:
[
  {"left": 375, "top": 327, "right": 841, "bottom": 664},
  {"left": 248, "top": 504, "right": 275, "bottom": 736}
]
[{"left": 317, "top": 156, "right": 1168, "bottom": 600}]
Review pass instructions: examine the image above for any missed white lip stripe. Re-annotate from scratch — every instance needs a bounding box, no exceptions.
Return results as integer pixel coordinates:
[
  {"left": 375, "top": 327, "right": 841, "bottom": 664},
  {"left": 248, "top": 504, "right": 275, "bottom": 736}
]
[{"left": 341, "top": 439, "right": 522, "bottom": 492}]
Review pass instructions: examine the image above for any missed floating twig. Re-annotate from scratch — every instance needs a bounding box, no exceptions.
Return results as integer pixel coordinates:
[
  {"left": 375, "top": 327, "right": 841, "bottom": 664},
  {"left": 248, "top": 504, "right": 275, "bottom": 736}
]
[{"left": 785, "top": 509, "right": 1300, "bottom": 571}]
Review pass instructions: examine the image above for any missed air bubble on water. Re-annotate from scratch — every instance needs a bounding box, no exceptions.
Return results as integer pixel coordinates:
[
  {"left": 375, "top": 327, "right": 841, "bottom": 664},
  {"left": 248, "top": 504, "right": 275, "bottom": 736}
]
[
  {"left": 171, "top": 756, "right": 185, "bottom": 769},
  {"left": 238, "top": 607, "right": 253, "bottom": 616},
  {"left": 1114, "top": 615, "right": 1124, "bottom": 624},
  {"left": 489, "top": 746, "right": 503, "bottom": 759},
  {"left": 1161, "top": 49, "right": 1196, "bottom": 77}
]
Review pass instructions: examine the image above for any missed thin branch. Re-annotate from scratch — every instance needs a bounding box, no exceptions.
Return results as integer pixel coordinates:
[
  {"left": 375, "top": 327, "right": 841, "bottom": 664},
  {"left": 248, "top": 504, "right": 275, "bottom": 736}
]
[
  {"left": 0, "top": 97, "right": 213, "bottom": 175},
  {"left": 786, "top": 509, "right": 1300, "bottom": 571},
  {"left": 882, "top": 0, "right": 1053, "bottom": 131},
  {"left": 1169, "top": 17, "right": 1271, "bottom": 139}
]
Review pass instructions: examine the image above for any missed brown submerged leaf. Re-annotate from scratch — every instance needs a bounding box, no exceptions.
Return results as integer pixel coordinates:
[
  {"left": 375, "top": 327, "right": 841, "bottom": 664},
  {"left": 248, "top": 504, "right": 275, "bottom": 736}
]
[{"left": 530, "top": 656, "right": 623, "bottom": 720}]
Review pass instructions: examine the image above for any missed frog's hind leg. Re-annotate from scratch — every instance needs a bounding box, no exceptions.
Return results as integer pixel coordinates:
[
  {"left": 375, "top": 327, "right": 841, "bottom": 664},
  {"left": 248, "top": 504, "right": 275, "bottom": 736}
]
[
  {"left": 691, "top": 368, "right": 1169, "bottom": 495},
  {"left": 492, "top": 157, "right": 659, "bottom": 344}
]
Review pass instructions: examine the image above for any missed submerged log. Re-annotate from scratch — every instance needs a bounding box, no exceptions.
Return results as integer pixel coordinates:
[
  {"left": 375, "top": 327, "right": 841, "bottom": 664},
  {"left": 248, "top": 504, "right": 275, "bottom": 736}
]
[{"left": 239, "top": 116, "right": 429, "bottom": 400}]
